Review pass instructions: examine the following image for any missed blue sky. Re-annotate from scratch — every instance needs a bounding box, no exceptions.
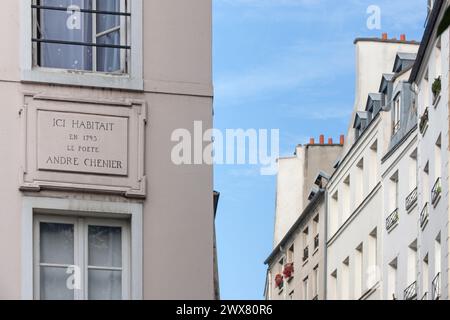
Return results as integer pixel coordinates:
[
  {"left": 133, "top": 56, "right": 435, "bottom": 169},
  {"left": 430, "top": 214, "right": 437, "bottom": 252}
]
[{"left": 213, "top": 0, "right": 427, "bottom": 300}]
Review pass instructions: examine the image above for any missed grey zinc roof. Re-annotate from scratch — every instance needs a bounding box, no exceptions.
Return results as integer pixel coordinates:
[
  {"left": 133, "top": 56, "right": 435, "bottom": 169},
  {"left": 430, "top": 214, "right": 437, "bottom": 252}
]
[
  {"left": 379, "top": 73, "right": 395, "bottom": 93},
  {"left": 365, "top": 93, "right": 382, "bottom": 111},
  {"left": 353, "top": 111, "right": 369, "bottom": 128},
  {"left": 393, "top": 52, "right": 417, "bottom": 72}
]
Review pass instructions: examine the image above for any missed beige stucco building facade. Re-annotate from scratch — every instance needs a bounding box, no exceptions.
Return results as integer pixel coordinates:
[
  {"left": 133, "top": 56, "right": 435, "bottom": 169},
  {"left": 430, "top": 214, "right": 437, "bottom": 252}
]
[
  {"left": 0, "top": 0, "right": 216, "bottom": 300},
  {"left": 265, "top": 140, "right": 343, "bottom": 300}
]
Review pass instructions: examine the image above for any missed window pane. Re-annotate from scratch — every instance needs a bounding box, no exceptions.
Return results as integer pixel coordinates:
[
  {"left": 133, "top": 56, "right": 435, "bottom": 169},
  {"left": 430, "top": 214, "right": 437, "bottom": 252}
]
[
  {"left": 97, "top": 32, "right": 121, "bottom": 72},
  {"left": 40, "top": 222, "right": 74, "bottom": 265},
  {"left": 88, "top": 226, "right": 122, "bottom": 268},
  {"left": 88, "top": 270, "right": 122, "bottom": 300},
  {"left": 40, "top": 266, "right": 74, "bottom": 300},
  {"left": 39, "top": 0, "right": 93, "bottom": 70},
  {"left": 96, "top": 0, "right": 121, "bottom": 32}
]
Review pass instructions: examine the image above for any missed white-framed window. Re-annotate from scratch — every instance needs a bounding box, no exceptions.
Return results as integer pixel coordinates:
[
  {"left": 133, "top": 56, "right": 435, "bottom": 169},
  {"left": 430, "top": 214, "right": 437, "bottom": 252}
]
[
  {"left": 33, "top": 0, "right": 129, "bottom": 73},
  {"left": 33, "top": 215, "right": 130, "bottom": 300},
  {"left": 21, "top": 0, "right": 143, "bottom": 90},
  {"left": 393, "top": 94, "right": 401, "bottom": 135}
]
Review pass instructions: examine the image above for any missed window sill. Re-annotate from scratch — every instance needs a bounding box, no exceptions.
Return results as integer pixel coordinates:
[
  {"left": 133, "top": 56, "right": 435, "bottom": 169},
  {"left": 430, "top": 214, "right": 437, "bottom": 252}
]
[{"left": 21, "top": 68, "right": 144, "bottom": 91}]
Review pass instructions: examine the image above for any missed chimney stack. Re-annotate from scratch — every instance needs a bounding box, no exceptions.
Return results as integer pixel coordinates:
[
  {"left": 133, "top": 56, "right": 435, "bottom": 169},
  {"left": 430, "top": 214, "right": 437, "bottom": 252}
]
[
  {"left": 382, "top": 32, "right": 388, "bottom": 40},
  {"left": 400, "top": 34, "right": 406, "bottom": 41},
  {"left": 340, "top": 135, "right": 345, "bottom": 145},
  {"left": 319, "top": 135, "right": 325, "bottom": 145}
]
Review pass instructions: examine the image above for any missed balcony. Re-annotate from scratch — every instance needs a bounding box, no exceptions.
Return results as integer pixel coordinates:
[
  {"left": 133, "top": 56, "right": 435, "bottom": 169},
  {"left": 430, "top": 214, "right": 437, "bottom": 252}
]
[
  {"left": 431, "top": 178, "right": 442, "bottom": 206},
  {"left": 386, "top": 209, "right": 399, "bottom": 233},
  {"left": 419, "top": 108, "right": 429, "bottom": 135},
  {"left": 420, "top": 203, "right": 429, "bottom": 230},
  {"left": 404, "top": 281, "right": 417, "bottom": 300},
  {"left": 303, "top": 246, "right": 309, "bottom": 263},
  {"left": 405, "top": 187, "right": 418, "bottom": 212},
  {"left": 314, "top": 234, "right": 319, "bottom": 251},
  {"left": 432, "top": 273, "right": 440, "bottom": 300}
]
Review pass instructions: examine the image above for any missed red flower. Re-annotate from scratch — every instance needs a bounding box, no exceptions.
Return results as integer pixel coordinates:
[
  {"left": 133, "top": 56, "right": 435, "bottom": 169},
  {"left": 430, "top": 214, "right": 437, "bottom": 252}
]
[
  {"left": 283, "top": 263, "right": 294, "bottom": 279},
  {"left": 275, "top": 274, "right": 283, "bottom": 288}
]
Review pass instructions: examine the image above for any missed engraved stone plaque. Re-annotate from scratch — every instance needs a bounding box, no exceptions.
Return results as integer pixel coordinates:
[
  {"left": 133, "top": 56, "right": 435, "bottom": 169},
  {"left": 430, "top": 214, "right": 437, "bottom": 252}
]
[{"left": 37, "top": 111, "right": 128, "bottom": 176}]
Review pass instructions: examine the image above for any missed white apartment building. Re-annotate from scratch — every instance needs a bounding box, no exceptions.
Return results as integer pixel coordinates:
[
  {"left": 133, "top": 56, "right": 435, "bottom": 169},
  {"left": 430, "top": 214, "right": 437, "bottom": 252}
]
[
  {"left": 380, "top": 55, "right": 420, "bottom": 301},
  {"left": 326, "top": 37, "right": 419, "bottom": 300},
  {"left": 410, "top": 0, "right": 449, "bottom": 300}
]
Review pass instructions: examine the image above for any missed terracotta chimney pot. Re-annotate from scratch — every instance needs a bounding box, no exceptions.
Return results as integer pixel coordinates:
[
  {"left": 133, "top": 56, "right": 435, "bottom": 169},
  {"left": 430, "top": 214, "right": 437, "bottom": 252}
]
[{"left": 319, "top": 135, "right": 325, "bottom": 145}]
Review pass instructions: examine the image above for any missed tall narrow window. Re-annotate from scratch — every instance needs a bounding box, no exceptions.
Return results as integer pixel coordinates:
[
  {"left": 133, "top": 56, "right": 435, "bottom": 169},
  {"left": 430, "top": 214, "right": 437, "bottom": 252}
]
[
  {"left": 341, "top": 258, "right": 350, "bottom": 300},
  {"left": 388, "top": 258, "right": 398, "bottom": 300},
  {"left": 422, "top": 255, "right": 429, "bottom": 299},
  {"left": 368, "top": 229, "right": 378, "bottom": 288},
  {"left": 423, "top": 162, "right": 430, "bottom": 204},
  {"left": 434, "top": 135, "right": 442, "bottom": 180},
  {"left": 329, "top": 270, "right": 338, "bottom": 300},
  {"left": 389, "top": 172, "right": 399, "bottom": 212},
  {"left": 355, "top": 158, "right": 364, "bottom": 207},
  {"left": 303, "top": 277, "right": 309, "bottom": 300},
  {"left": 355, "top": 243, "right": 363, "bottom": 298},
  {"left": 393, "top": 94, "right": 401, "bottom": 135},
  {"left": 341, "top": 176, "right": 351, "bottom": 222},
  {"left": 433, "top": 235, "right": 441, "bottom": 300},
  {"left": 330, "top": 192, "right": 339, "bottom": 236},
  {"left": 407, "top": 241, "right": 418, "bottom": 286},
  {"left": 313, "top": 265, "right": 319, "bottom": 299},
  {"left": 33, "top": 0, "right": 129, "bottom": 73},
  {"left": 434, "top": 236, "right": 441, "bottom": 276},
  {"left": 435, "top": 39, "right": 442, "bottom": 78},
  {"left": 368, "top": 141, "right": 378, "bottom": 190},
  {"left": 34, "top": 215, "right": 130, "bottom": 300},
  {"left": 409, "top": 150, "right": 418, "bottom": 190}
]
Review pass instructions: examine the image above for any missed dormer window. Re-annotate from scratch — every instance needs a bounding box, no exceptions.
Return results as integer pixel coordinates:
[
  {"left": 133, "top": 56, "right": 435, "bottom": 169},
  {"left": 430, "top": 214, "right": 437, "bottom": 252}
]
[
  {"left": 354, "top": 112, "right": 369, "bottom": 140},
  {"left": 393, "top": 53, "right": 417, "bottom": 73}
]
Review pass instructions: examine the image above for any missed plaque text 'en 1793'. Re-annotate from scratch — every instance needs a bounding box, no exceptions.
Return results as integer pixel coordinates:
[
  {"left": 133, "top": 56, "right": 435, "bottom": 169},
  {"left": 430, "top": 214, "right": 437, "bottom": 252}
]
[{"left": 37, "top": 111, "right": 128, "bottom": 176}]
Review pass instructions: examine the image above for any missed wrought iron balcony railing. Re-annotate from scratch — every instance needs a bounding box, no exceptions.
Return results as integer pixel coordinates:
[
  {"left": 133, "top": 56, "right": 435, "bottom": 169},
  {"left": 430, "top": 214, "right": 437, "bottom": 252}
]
[
  {"left": 404, "top": 281, "right": 417, "bottom": 300},
  {"left": 432, "top": 273, "right": 440, "bottom": 300},
  {"left": 386, "top": 209, "right": 399, "bottom": 232},
  {"left": 314, "top": 234, "right": 319, "bottom": 251},
  {"left": 419, "top": 108, "right": 429, "bottom": 135},
  {"left": 420, "top": 203, "right": 429, "bottom": 230},
  {"left": 431, "top": 178, "right": 442, "bottom": 206},
  {"left": 405, "top": 187, "right": 418, "bottom": 212},
  {"left": 312, "top": 294, "right": 319, "bottom": 300},
  {"left": 421, "top": 292, "right": 428, "bottom": 300},
  {"left": 303, "top": 246, "right": 309, "bottom": 262}
]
